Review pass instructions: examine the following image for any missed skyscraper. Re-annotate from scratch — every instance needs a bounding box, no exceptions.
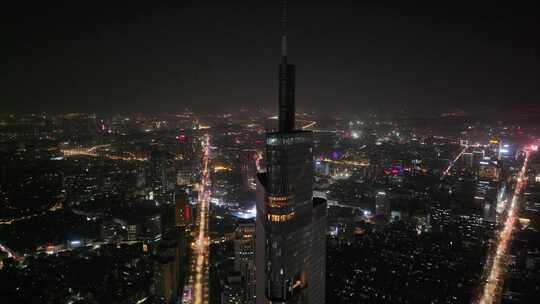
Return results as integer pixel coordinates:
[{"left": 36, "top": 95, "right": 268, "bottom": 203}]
[
  {"left": 174, "top": 188, "right": 191, "bottom": 228},
  {"left": 233, "top": 222, "right": 256, "bottom": 303},
  {"left": 255, "top": 1, "right": 327, "bottom": 303}
]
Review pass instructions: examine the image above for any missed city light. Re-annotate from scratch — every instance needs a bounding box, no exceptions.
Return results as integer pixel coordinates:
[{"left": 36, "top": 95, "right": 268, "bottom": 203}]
[
  {"left": 478, "top": 151, "right": 531, "bottom": 304},
  {"left": 2, "top": 0, "right": 539, "bottom": 302},
  {"left": 234, "top": 206, "right": 257, "bottom": 219},
  {"left": 183, "top": 134, "right": 211, "bottom": 304}
]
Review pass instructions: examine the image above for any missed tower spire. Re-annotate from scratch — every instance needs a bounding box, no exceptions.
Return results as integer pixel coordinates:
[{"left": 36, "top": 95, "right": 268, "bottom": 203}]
[
  {"left": 278, "top": 0, "right": 295, "bottom": 132},
  {"left": 281, "top": 0, "right": 288, "bottom": 60}
]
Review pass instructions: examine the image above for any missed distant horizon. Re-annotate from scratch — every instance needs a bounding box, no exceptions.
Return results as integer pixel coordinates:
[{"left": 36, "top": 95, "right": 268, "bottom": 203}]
[{"left": 1, "top": 106, "right": 540, "bottom": 120}]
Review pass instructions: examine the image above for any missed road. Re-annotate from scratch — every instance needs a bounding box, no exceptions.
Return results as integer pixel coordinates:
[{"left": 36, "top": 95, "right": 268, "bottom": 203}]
[
  {"left": 61, "top": 144, "right": 110, "bottom": 157},
  {"left": 301, "top": 120, "right": 317, "bottom": 129},
  {"left": 0, "top": 197, "right": 64, "bottom": 225},
  {"left": 183, "top": 135, "right": 211, "bottom": 304},
  {"left": 61, "top": 144, "right": 147, "bottom": 161},
  {"left": 0, "top": 242, "right": 18, "bottom": 260},
  {"left": 441, "top": 146, "right": 468, "bottom": 180},
  {"left": 320, "top": 158, "right": 370, "bottom": 167},
  {"left": 477, "top": 150, "right": 531, "bottom": 304}
]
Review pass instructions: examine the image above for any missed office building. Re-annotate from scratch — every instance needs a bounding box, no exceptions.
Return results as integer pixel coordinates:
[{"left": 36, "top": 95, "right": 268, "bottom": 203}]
[
  {"left": 234, "top": 222, "right": 256, "bottom": 303},
  {"left": 255, "top": 2, "right": 327, "bottom": 303}
]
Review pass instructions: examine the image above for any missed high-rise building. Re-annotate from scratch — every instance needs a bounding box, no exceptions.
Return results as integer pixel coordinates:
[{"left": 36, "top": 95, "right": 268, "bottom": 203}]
[
  {"left": 126, "top": 223, "right": 139, "bottom": 241},
  {"left": 234, "top": 222, "right": 256, "bottom": 303},
  {"left": 241, "top": 149, "right": 258, "bottom": 191},
  {"left": 462, "top": 152, "right": 473, "bottom": 168},
  {"left": 478, "top": 159, "right": 501, "bottom": 182},
  {"left": 153, "top": 230, "right": 186, "bottom": 304},
  {"left": 375, "top": 190, "right": 391, "bottom": 224},
  {"left": 148, "top": 148, "right": 175, "bottom": 204},
  {"left": 174, "top": 188, "right": 191, "bottom": 227},
  {"left": 472, "top": 150, "right": 485, "bottom": 172},
  {"left": 255, "top": 2, "right": 327, "bottom": 303},
  {"left": 221, "top": 277, "right": 244, "bottom": 304}
]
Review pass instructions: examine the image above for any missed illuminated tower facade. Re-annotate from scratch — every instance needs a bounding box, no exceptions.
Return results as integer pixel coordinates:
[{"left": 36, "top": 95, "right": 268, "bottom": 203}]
[{"left": 255, "top": 1, "right": 327, "bottom": 303}]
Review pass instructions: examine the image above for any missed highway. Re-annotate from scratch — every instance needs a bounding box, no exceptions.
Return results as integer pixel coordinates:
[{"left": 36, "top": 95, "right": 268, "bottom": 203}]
[
  {"left": 477, "top": 149, "right": 531, "bottom": 304},
  {"left": 184, "top": 135, "right": 211, "bottom": 304}
]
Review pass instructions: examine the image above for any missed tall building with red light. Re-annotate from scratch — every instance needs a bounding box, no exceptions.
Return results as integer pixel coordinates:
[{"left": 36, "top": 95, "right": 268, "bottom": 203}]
[{"left": 174, "top": 188, "right": 191, "bottom": 227}]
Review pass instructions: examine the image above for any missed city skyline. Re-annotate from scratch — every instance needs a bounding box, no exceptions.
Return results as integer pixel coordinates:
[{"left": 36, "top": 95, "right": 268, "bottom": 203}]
[{"left": 1, "top": 2, "right": 540, "bottom": 304}]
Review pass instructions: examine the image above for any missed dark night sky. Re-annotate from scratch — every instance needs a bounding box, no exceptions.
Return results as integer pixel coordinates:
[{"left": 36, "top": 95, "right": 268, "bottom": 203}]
[{"left": 2, "top": 1, "right": 539, "bottom": 114}]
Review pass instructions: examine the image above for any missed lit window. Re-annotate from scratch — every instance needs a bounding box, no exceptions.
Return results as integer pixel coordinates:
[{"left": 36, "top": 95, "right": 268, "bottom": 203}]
[
  {"left": 268, "top": 195, "right": 294, "bottom": 207},
  {"left": 268, "top": 212, "right": 295, "bottom": 222}
]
